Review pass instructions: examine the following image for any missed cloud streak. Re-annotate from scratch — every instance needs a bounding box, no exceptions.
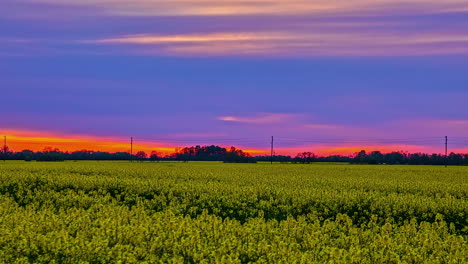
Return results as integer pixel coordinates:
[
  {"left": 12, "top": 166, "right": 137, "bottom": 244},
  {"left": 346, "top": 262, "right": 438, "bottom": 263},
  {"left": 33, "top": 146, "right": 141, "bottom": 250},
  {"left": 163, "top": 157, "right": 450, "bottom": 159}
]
[
  {"left": 23, "top": 0, "right": 468, "bottom": 17},
  {"left": 218, "top": 113, "right": 296, "bottom": 124},
  {"left": 88, "top": 29, "right": 468, "bottom": 57},
  {"left": 3, "top": 1, "right": 467, "bottom": 57}
]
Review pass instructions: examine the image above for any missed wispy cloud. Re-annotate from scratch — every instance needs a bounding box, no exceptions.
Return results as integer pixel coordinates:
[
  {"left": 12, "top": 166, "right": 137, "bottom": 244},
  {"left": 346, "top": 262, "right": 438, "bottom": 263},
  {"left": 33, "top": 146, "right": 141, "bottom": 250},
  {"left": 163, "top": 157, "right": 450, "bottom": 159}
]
[
  {"left": 88, "top": 30, "right": 468, "bottom": 57},
  {"left": 3, "top": 1, "right": 467, "bottom": 57},
  {"left": 25, "top": 0, "right": 468, "bottom": 16},
  {"left": 218, "top": 113, "right": 296, "bottom": 124},
  {"left": 92, "top": 32, "right": 280, "bottom": 44}
]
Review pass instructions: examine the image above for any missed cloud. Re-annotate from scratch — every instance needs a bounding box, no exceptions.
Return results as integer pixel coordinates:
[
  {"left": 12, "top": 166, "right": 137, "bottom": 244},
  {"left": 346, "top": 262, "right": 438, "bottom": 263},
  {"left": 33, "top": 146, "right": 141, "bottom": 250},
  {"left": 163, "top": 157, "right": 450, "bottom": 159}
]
[
  {"left": 87, "top": 29, "right": 468, "bottom": 57},
  {"left": 92, "top": 32, "right": 279, "bottom": 44},
  {"left": 218, "top": 113, "right": 296, "bottom": 124},
  {"left": 23, "top": 0, "right": 468, "bottom": 17},
  {"left": 4, "top": 1, "right": 467, "bottom": 57}
]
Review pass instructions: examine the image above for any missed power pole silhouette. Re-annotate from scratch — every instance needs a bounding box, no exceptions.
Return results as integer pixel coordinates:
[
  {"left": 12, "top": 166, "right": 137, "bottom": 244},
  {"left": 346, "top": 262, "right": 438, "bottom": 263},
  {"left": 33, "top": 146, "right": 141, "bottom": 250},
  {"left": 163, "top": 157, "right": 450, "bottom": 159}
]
[
  {"left": 130, "top": 137, "right": 133, "bottom": 163},
  {"left": 445, "top": 136, "right": 448, "bottom": 168},
  {"left": 270, "top": 136, "right": 274, "bottom": 164},
  {"left": 2, "top": 136, "right": 6, "bottom": 162}
]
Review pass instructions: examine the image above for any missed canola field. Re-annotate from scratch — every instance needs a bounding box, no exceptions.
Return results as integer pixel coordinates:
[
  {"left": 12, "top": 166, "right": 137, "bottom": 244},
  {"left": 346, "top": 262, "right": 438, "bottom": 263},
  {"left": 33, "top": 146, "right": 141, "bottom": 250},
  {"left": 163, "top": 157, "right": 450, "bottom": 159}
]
[{"left": 0, "top": 161, "right": 466, "bottom": 263}]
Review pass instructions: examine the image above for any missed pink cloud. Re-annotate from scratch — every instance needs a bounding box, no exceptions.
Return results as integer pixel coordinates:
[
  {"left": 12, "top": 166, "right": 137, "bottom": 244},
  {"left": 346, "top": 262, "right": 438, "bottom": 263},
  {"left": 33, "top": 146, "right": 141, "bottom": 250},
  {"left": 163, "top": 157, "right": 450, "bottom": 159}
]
[
  {"left": 25, "top": 1, "right": 468, "bottom": 17},
  {"left": 88, "top": 29, "right": 468, "bottom": 57}
]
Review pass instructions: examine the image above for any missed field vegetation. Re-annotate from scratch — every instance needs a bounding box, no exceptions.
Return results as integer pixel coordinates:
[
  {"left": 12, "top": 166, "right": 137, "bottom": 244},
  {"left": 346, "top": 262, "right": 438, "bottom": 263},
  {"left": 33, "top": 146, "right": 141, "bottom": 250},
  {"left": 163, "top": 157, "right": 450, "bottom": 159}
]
[{"left": 0, "top": 161, "right": 466, "bottom": 263}]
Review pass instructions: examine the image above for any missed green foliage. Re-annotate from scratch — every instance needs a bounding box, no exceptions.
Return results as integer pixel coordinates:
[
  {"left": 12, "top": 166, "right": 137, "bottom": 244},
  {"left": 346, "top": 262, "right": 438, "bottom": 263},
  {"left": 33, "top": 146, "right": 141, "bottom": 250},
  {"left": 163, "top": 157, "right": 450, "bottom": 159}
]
[{"left": 0, "top": 161, "right": 466, "bottom": 263}]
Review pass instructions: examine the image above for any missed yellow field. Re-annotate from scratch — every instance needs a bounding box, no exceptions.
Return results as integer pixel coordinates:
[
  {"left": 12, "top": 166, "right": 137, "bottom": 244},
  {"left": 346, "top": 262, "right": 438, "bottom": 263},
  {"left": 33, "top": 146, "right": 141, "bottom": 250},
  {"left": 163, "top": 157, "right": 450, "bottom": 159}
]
[{"left": 0, "top": 161, "right": 466, "bottom": 263}]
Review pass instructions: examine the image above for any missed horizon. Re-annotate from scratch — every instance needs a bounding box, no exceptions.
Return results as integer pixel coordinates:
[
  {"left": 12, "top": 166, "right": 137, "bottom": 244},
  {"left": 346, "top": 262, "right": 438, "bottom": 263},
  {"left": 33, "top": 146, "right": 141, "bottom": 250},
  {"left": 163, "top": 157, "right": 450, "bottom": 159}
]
[
  {"left": 2, "top": 129, "right": 467, "bottom": 157},
  {"left": 1, "top": 1, "right": 467, "bottom": 154}
]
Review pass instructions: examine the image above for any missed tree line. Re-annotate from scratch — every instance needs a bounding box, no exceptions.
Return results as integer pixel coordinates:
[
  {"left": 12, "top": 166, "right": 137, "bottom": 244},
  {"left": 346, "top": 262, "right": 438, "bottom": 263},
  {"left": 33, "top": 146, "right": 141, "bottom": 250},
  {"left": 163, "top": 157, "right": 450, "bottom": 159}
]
[
  {"left": 0, "top": 145, "right": 256, "bottom": 163},
  {"left": 1, "top": 145, "right": 467, "bottom": 165},
  {"left": 264, "top": 150, "right": 468, "bottom": 165}
]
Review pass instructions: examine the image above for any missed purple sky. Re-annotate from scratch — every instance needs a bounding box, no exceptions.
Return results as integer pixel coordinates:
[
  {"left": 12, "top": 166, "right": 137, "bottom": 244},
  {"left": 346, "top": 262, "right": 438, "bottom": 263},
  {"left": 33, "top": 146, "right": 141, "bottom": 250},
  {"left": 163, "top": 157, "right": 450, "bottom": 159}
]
[{"left": 1, "top": 0, "right": 468, "bottom": 154}]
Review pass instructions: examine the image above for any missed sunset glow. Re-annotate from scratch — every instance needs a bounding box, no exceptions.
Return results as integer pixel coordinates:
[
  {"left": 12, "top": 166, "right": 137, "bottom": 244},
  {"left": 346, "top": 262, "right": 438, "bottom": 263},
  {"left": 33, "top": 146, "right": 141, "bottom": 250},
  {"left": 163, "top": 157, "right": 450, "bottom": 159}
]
[
  {"left": 2, "top": 130, "right": 173, "bottom": 154},
  {"left": 1, "top": 0, "right": 467, "bottom": 156},
  {"left": 1, "top": 129, "right": 270, "bottom": 155},
  {"left": 2, "top": 128, "right": 465, "bottom": 157}
]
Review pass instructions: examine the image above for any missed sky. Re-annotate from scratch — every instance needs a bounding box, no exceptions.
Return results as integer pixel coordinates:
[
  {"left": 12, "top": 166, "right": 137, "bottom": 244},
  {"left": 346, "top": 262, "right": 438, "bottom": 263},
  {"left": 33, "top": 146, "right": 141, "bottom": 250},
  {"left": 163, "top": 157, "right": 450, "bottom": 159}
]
[{"left": 1, "top": 0, "right": 468, "bottom": 155}]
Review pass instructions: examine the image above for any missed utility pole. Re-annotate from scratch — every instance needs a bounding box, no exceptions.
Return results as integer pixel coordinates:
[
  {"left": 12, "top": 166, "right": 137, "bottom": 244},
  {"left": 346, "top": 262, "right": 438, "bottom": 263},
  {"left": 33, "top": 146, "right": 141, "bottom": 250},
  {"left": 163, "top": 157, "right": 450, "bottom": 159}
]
[
  {"left": 445, "top": 136, "right": 448, "bottom": 168},
  {"left": 270, "top": 136, "right": 274, "bottom": 164},
  {"left": 130, "top": 137, "right": 133, "bottom": 163},
  {"left": 2, "top": 136, "right": 6, "bottom": 162}
]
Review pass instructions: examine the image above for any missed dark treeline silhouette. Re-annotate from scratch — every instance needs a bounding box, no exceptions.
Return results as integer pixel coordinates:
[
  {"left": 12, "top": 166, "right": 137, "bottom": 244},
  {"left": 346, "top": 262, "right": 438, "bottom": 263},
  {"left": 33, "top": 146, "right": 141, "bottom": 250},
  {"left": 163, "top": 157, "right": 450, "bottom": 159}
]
[
  {"left": 257, "top": 150, "right": 468, "bottom": 165},
  {"left": 171, "top": 145, "right": 256, "bottom": 163},
  {"left": 255, "top": 154, "right": 353, "bottom": 163},
  {"left": 1, "top": 148, "right": 133, "bottom": 162},
  {"left": 0, "top": 145, "right": 256, "bottom": 163},
  {"left": 1, "top": 146, "right": 467, "bottom": 165},
  {"left": 352, "top": 150, "right": 468, "bottom": 165}
]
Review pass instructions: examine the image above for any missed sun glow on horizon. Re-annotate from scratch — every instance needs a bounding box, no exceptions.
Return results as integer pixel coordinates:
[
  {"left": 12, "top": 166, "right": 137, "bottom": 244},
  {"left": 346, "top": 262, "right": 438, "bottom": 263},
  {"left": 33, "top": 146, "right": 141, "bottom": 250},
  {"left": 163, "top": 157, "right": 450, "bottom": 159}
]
[
  {"left": 0, "top": 129, "right": 269, "bottom": 156},
  {"left": 1, "top": 129, "right": 464, "bottom": 157},
  {"left": 1, "top": 129, "right": 174, "bottom": 154}
]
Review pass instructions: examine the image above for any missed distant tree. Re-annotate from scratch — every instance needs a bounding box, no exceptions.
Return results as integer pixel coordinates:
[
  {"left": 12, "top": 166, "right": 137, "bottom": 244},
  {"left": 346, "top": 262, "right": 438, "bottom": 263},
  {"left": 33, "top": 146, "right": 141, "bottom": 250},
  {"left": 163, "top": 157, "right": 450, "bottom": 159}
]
[
  {"left": 224, "top": 147, "right": 256, "bottom": 163},
  {"left": 448, "top": 153, "right": 464, "bottom": 165},
  {"left": 14, "top": 149, "right": 34, "bottom": 161},
  {"left": 149, "top": 151, "right": 160, "bottom": 162},
  {"left": 1, "top": 145, "right": 9, "bottom": 154},
  {"left": 384, "top": 152, "right": 405, "bottom": 165},
  {"left": 368, "top": 151, "right": 384, "bottom": 164},
  {"left": 354, "top": 150, "right": 367, "bottom": 164},
  {"left": 294, "top": 152, "right": 317, "bottom": 164},
  {"left": 37, "top": 148, "right": 65, "bottom": 162},
  {"left": 70, "top": 150, "right": 94, "bottom": 160},
  {"left": 0, "top": 145, "right": 12, "bottom": 161},
  {"left": 135, "top": 151, "right": 148, "bottom": 161}
]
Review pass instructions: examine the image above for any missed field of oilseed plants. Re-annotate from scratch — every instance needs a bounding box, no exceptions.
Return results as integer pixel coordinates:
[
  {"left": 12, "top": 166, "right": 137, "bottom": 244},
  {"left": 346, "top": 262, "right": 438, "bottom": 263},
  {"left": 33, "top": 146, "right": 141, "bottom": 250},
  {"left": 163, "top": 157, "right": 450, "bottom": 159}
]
[{"left": 0, "top": 161, "right": 466, "bottom": 263}]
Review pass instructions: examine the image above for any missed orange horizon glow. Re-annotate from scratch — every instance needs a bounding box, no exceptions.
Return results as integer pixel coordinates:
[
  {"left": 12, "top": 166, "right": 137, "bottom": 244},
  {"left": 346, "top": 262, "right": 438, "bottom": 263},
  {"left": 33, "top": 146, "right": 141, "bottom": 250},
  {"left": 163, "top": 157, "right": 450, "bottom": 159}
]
[
  {"left": 0, "top": 129, "right": 267, "bottom": 156},
  {"left": 1, "top": 129, "right": 466, "bottom": 157},
  {"left": 1, "top": 129, "right": 173, "bottom": 154}
]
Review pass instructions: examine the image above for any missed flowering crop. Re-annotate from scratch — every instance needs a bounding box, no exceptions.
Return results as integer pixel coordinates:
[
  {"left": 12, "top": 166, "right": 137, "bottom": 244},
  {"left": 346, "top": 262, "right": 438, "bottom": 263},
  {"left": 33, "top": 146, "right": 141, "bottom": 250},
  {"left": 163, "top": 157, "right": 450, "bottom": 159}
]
[{"left": 0, "top": 161, "right": 466, "bottom": 263}]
